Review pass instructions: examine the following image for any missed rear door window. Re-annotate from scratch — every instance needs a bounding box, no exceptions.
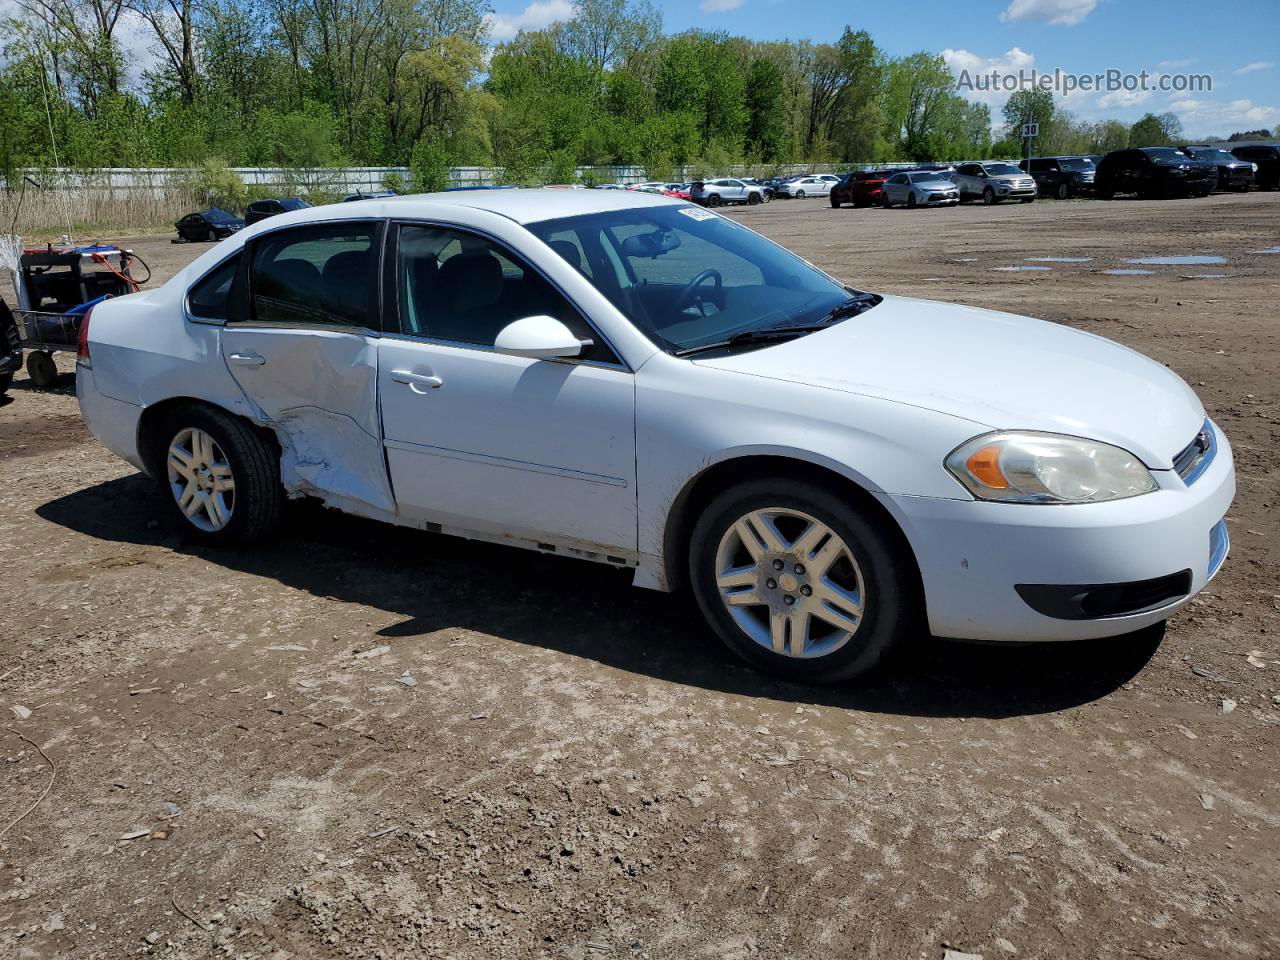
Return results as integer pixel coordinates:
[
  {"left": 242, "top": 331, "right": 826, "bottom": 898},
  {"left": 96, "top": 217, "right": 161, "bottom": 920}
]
[{"left": 247, "top": 222, "right": 380, "bottom": 329}]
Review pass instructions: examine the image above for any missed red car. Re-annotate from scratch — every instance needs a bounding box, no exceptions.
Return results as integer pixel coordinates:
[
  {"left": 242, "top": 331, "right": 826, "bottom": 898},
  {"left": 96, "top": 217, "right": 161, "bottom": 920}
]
[
  {"left": 661, "top": 183, "right": 693, "bottom": 201},
  {"left": 830, "top": 171, "right": 893, "bottom": 208}
]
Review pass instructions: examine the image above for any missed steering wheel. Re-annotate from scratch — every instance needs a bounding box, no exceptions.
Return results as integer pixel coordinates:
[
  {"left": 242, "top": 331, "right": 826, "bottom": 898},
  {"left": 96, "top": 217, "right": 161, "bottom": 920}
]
[{"left": 675, "top": 268, "right": 724, "bottom": 311}]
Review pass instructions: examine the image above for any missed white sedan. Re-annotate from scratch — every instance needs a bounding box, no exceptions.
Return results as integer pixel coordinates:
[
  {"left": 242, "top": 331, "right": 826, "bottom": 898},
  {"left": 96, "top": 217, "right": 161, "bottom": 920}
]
[{"left": 76, "top": 191, "right": 1234, "bottom": 683}]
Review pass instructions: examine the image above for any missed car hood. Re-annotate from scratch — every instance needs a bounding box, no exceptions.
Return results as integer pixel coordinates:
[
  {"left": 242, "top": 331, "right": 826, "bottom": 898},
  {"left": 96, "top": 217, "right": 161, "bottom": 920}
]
[{"left": 695, "top": 295, "right": 1203, "bottom": 468}]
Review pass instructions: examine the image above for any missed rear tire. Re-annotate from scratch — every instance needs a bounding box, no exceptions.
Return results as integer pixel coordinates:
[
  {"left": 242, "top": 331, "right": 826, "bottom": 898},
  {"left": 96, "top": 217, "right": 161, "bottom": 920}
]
[
  {"left": 689, "top": 479, "right": 912, "bottom": 684},
  {"left": 26, "top": 351, "right": 58, "bottom": 388},
  {"left": 881, "top": 193, "right": 892, "bottom": 208},
  {"left": 0, "top": 373, "right": 11, "bottom": 396},
  {"left": 154, "top": 404, "right": 282, "bottom": 546}
]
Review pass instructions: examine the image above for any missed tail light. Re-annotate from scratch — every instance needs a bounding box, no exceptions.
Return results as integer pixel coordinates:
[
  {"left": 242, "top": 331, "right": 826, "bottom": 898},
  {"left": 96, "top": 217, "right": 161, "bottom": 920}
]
[{"left": 76, "top": 308, "right": 93, "bottom": 368}]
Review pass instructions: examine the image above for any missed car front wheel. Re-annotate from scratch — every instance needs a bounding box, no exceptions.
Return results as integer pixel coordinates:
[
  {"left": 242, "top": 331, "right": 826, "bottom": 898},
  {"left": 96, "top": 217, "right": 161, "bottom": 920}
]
[
  {"left": 689, "top": 480, "right": 911, "bottom": 683},
  {"left": 157, "top": 405, "right": 282, "bottom": 545},
  {"left": 982, "top": 187, "right": 996, "bottom": 204}
]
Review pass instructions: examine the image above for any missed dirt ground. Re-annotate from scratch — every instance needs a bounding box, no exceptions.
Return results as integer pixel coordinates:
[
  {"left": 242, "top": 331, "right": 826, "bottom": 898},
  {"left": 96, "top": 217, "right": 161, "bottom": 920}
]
[{"left": 1, "top": 193, "right": 1278, "bottom": 960}]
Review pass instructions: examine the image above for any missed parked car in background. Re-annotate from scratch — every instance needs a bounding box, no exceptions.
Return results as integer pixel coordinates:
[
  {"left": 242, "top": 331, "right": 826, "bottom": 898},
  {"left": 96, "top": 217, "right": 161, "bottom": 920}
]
[
  {"left": 1095, "top": 147, "right": 1216, "bottom": 199},
  {"left": 244, "top": 197, "right": 311, "bottom": 225},
  {"left": 773, "top": 176, "right": 834, "bottom": 199},
  {"left": 881, "top": 170, "right": 959, "bottom": 208},
  {"left": 690, "top": 178, "right": 768, "bottom": 206},
  {"left": 76, "top": 190, "right": 1234, "bottom": 684},
  {"left": 1180, "top": 147, "right": 1254, "bottom": 191},
  {"left": 1228, "top": 144, "right": 1279, "bottom": 190},
  {"left": 739, "top": 177, "right": 775, "bottom": 200},
  {"left": 830, "top": 171, "right": 893, "bottom": 208},
  {"left": 630, "top": 182, "right": 670, "bottom": 193},
  {"left": 662, "top": 183, "right": 693, "bottom": 201},
  {"left": 176, "top": 208, "right": 245, "bottom": 242},
  {"left": 952, "top": 162, "right": 1037, "bottom": 204},
  {"left": 1019, "top": 157, "right": 1096, "bottom": 199},
  {"left": 341, "top": 191, "right": 398, "bottom": 202}
]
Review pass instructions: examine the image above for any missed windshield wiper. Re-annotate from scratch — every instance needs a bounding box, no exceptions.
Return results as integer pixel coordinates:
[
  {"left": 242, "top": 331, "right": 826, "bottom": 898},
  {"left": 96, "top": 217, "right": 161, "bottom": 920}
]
[
  {"left": 818, "top": 292, "right": 881, "bottom": 324},
  {"left": 674, "top": 324, "right": 832, "bottom": 358},
  {"left": 673, "top": 293, "right": 881, "bottom": 358}
]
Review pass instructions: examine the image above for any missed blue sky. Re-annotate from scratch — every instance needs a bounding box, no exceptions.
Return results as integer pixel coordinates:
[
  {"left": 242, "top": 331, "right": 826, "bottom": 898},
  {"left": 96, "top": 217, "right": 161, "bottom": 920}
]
[{"left": 486, "top": 0, "right": 1280, "bottom": 136}]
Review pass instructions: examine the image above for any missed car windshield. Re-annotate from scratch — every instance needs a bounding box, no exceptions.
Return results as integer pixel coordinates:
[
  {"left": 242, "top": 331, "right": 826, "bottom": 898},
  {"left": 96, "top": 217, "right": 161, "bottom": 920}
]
[
  {"left": 983, "top": 163, "right": 1024, "bottom": 176},
  {"left": 1191, "top": 149, "right": 1233, "bottom": 163},
  {"left": 1060, "top": 157, "right": 1093, "bottom": 171},
  {"left": 280, "top": 197, "right": 310, "bottom": 210},
  {"left": 529, "top": 206, "right": 877, "bottom": 356},
  {"left": 1141, "top": 147, "right": 1184, "bottom": 162},
  {"left": 203, "top": 208, "right": 238, "bottom": 223}
]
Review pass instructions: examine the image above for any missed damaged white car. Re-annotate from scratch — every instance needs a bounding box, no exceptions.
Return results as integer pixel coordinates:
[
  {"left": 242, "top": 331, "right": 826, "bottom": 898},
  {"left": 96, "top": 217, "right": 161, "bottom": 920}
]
[{"left": 76, "top": 191, "right": 1234, "bottom": 682}]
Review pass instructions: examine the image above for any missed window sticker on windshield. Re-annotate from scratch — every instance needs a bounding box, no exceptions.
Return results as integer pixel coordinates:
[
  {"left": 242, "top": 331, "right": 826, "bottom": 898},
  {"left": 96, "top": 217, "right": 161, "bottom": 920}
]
[{"left": 679, "top": 206, "right": 718, "bottom": 222}]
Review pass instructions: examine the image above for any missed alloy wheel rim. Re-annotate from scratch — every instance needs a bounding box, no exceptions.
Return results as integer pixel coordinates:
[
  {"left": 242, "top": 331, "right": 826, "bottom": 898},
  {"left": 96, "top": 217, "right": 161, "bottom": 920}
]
[
  {"left": 714, "top": 507, "right": 866, "bottom": 659},
  {"left": 167, "top": 427, "right": 235, "bottom": 532}
]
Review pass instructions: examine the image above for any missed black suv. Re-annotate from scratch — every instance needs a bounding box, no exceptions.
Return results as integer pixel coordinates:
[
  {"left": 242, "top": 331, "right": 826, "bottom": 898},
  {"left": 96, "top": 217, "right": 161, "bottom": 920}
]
[
  {"left": 244, "top": 196, "right": 311, "bottom": 225},
  {"left": 1229, "top": 144, "right": 1280, "bottom": 190},
  {"left": 1019, "top": 156, "right": 1096, "bottom": 199},
  {"left": 1178, "top": 147, "right": 1253, "bottom": 191},
  {"left": 1095, "top": 147, "right": 1216, "bottom": 199}
]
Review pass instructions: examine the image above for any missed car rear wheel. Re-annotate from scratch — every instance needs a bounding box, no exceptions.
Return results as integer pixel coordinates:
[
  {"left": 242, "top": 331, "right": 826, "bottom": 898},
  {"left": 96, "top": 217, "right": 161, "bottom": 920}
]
[
  {"left": 1056, "top": 182, "right": 1071, "bottom": 200},
  {"left": 881, "top": 193, "right": 892, "bottom": 208},
  {"left": 689, "top": 480, "right": 911, "bottom": 684},
  {"left": 157, "top": 405, "right": 282, "bottom": 545},
  {"left": 830, "top": 195, "right": 841, "bottom": 208},
  {"left": 1097, "top": 187, "right": 1114, "bottom": 200}
]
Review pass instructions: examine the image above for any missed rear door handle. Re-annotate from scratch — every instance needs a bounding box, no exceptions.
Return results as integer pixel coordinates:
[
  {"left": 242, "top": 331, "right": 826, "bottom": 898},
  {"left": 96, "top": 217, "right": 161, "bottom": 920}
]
[
  {"left": 390, "top": 369, "right": 443, "bottom": 392},
  {"left": 228, "top": 352, "right": 266, "bottom": 366}
]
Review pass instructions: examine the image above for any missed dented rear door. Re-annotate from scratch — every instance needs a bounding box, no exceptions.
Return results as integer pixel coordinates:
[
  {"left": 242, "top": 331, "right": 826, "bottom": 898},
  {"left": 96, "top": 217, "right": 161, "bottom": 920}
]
[{"left": 220, "top": 219, "right": 395, "bottom": 514}]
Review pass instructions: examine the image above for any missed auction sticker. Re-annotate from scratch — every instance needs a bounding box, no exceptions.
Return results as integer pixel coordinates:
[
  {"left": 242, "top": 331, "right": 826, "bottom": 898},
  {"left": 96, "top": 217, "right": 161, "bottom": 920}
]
[{"left": 678, "top": 207, "right": 719, "bottom": 222}]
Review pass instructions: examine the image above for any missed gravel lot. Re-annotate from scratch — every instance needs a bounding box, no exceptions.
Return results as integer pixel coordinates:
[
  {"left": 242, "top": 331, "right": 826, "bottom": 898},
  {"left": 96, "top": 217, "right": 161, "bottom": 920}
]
[{"left": 1, "top": 193, "right": 1278, "bottom": 960}]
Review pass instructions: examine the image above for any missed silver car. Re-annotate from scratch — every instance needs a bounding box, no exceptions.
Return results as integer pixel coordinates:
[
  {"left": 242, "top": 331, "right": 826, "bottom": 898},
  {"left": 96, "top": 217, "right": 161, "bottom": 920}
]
[
  {"left": 951, "top": 162, "right": 1038, "bottom": 204},
  {"left": 881, "top": 171, "right": 960, "bottom": 208},
  {"left": 691, "top": 178, "right": 768, "bottom": 206},
  {"left": 773, "top": 175, "right": 838, "bottom": 199}
]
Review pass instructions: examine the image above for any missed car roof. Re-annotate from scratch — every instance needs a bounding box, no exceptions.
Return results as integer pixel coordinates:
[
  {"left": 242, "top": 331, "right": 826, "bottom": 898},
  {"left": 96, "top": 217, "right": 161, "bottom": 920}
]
[{"left": 353, "top": 188, "right": 683, "bottom": 224}]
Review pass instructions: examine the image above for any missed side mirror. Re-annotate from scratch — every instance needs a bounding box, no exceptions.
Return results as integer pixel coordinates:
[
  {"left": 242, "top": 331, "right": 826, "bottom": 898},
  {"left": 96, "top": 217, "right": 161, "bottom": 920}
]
[{"left": 494, "top": 315, "right": 588, "bottom": 360}]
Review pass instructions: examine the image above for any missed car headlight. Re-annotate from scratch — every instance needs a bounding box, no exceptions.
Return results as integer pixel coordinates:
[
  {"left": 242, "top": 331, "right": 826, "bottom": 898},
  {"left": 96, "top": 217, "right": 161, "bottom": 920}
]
[
  {"left": 945, "top": 432, "right": 1157, "bottom": 504},
  {"left": 1252, "top": 163, "right": 1259, "bottom": 172}
]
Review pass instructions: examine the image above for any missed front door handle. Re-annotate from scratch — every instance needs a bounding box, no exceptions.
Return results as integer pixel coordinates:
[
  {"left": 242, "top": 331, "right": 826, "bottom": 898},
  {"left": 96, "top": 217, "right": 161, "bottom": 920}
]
[
  {"left": 228, "top": 352, "right": 266, "bottom": 366},
  {"left": 390, "top": 369, "right": 444, "bottom": 393}
]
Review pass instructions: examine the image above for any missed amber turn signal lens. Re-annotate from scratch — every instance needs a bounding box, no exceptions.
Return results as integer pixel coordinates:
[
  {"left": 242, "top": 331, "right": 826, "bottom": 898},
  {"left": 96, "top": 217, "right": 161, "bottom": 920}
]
[{"left": 965, "top": 445, "right": 1008, "bottom": 489}]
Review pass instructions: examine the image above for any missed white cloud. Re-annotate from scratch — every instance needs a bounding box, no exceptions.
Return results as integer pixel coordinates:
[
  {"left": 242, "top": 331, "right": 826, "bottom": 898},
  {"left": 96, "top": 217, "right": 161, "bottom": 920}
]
[
  {"left": 1157, "top": 58, "right": 1197, "bottom": 69},
  {"left": 700, "top": 0, "right": 744, "bottom": 9},
  {"left": 1096, "top": 88, "right": 1153, "bottom": 109},
  {"left": 998, "top": 0, "right": 1097, "bottom": 27},
  {"left": 1168, "top": 97, "right": 1280, "bottom": 132},
  {"left": 1234, "top": 61, "right": 1275, "bottom": 76},
  {"left": 483, "top": 0, "right": 576, "bottom": 43},
  {"left": 942, "top": 46, "right": 1035, "bottom": 109}
]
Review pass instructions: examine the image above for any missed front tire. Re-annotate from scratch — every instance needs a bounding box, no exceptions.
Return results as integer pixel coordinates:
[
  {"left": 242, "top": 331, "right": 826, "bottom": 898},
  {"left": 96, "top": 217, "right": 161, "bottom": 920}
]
[
  {"left": 982, "top": 187, "right": 996, "bottom": 205},
  {"left": 689, "top": 479, "right": 912, "bottom": 684},
  {"left": 906, "top": 192, "right": 917, "bottom": 208},
  {"left": 1056, "top": 182, "right": 1071, "bottom": 200},
  {"left": 795, "top": 190, "right": 806, "bottom": 199},
  {"left": 155, "top": 404, "right": 282, "bottom": 545}
]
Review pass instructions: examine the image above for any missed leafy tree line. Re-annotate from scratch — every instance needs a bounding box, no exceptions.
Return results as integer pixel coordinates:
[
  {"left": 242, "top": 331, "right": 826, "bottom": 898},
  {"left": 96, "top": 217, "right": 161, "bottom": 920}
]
[{"left": 1, "top": 0, "right": 1248, "bottom": 185}]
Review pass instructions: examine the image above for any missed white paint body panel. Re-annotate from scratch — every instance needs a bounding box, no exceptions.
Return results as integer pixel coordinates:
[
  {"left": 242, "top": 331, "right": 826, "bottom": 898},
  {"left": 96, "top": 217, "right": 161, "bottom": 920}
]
[
  {"left": 378, "top": 338, "right": 637, "bottom": 554},
  {"left": 76, "top": 190, "right": 1235, "bottom": 646}
]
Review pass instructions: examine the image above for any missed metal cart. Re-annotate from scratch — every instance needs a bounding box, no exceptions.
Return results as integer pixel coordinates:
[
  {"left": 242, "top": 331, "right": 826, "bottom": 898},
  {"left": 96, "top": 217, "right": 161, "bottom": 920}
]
[{"left": 5, "top": 244, "right": 142, "bottom": 389}]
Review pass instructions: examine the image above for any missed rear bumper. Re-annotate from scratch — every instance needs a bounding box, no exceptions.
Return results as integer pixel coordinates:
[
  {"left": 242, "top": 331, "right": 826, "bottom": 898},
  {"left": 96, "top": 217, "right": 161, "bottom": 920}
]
[
  {"left": 882, "top": 421, "right": 1235, "bottom": 642},
  {"left": 77, "top": 366, "right": 145, "bottom": 471}
]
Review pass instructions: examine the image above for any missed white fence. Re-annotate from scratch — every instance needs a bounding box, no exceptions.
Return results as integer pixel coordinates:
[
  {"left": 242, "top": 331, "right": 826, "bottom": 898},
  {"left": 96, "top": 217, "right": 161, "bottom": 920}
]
[{"left": 3, "top": 162, "right": 858, "bottom": 196}]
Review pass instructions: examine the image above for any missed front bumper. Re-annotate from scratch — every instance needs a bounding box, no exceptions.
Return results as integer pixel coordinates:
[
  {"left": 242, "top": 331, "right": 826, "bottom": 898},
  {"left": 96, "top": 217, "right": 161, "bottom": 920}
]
[
  {"left": 881, "top": 421, "right": 1235, "bottom": 642},
  {"left": 996, "top": 183, "right": 1038, "bottom": 198}
]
